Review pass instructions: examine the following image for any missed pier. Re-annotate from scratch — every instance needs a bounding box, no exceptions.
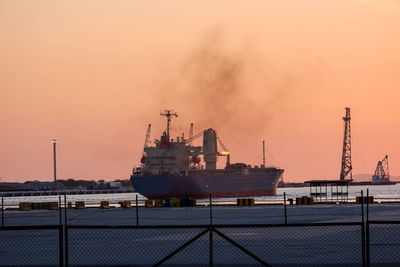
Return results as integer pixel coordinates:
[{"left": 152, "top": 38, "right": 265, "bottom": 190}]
[{"left": 0, "top": 189, "right": 136, "bottom": 198}]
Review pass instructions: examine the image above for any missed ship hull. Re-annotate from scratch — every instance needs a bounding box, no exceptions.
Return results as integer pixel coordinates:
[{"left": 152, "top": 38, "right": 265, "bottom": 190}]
[{"left": 131, "top": 169, "right": 283, "bottom": 200}]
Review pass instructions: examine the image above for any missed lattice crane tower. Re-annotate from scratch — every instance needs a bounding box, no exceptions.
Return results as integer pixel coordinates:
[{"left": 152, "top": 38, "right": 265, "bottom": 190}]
[
  {"left": 372, "top": 155, "right": 390, "bottom": 183},
  {"left": 340, "top": 107, "right": 353, "bottom": 180}
]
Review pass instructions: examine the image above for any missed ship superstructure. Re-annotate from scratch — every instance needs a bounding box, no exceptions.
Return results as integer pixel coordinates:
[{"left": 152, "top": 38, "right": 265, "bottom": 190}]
[{"left": 131, "top": 110, "right": 284, "bottom": 200}]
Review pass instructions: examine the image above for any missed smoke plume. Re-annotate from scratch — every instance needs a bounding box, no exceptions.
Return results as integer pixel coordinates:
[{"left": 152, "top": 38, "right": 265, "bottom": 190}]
[{"left": 168, "top": 28, "right": 298, "bottom": 138}]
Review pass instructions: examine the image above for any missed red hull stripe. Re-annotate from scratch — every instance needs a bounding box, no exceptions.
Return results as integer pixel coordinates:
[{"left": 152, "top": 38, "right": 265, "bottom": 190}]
[{"left": 143, "top": 189, "right": 277, "bottom": 200}]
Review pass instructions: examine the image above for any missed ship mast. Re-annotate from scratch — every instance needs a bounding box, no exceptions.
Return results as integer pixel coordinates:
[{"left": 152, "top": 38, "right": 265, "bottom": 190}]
[{"left": 160, "top": 110, "right": 178, "bottom": 140}]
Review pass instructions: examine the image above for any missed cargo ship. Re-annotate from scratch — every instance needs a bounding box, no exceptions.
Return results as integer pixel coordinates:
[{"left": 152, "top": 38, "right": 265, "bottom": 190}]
[{"left": 130, "top": 110, "right": 284, "bottom": 200}]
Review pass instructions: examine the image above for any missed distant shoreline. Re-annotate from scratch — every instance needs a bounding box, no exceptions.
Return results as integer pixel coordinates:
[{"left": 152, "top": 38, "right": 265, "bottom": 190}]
[{"left": 279, "top": 181, "right": 398, "bottom": 188}]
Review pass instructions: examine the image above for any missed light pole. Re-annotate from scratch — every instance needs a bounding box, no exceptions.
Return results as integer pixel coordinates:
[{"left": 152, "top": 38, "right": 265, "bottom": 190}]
[{"left": 52, "top": 139, "right": 57, "bottom": 190}]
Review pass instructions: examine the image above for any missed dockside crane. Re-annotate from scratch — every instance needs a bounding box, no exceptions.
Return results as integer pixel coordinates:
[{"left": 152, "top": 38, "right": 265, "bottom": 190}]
[
  {"left": 372, "top": 155, "right": 390, "bottom": 183},
  {"left": 340, "top": 107, "right": 353, "bottom": 181}
]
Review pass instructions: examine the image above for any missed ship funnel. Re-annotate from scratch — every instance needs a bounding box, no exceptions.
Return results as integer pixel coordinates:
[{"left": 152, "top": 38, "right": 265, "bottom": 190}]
[{"left": 203, "top": 129, "right": 218, "bottom": 170}]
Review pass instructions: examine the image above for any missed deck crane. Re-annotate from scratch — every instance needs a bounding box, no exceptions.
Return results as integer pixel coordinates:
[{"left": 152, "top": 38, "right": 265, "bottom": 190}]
[
  {"left": 185, "top": 126, "right": 204, "bottom": 167},
  {"left": 372, "top": 155, "right": 390, "bottom": 183},
  {"left": 185, "top": 128, "right": 231, "bottom": 167},
  {"left": 186, "top": 130, "right": 205, "bottom": 144},
  {"left": 140, "top": 124, "right": 151, "bottom": 164},
  {"left": 217, "top": 137, "right": 231, "bottom": 166}
]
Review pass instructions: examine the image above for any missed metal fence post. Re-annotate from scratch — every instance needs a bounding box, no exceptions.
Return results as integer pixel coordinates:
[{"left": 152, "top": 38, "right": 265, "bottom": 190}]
[
  {"left": 59, "top": 224, "right": 64, "bottom": 267},
  {"left": 64, "top": 194, "right": 68, "bottom": 267},
  {"left": 361, "top": 190, "right": 366, "bottom": 267},
  {"left": 136, "top": 195, "right": 139, "bottom": 226},
  {"left": 366, "top": 189, "right": 370, "bottom": 267},
  {"left": 366, "top": 189, "right": 369, "bottom": 220},
  {"left": 59, "top": 195, "right": 62, "bottom": 225},
  {"left": 325, "top": 184, "right": 328, "bottom": 204},
  {"left": 209, "top": 194, "right": 213, "bottom": 225},
  {"left": 209, "top": 194, "right": 213, "bottom": 267},
  {"left": 284, "top": 192, "right": 287, "bottom": 225},
  {"left": 2, "top": 197, "right": 4, "bottom": 227}
]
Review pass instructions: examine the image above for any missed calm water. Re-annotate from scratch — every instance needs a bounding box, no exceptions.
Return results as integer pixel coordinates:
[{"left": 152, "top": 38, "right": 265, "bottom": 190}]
[{"left": 3, "top": 184, "right": 400, "bottom": 207}]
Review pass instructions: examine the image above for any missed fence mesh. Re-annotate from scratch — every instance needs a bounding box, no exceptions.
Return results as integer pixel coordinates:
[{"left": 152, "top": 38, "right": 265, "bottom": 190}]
[
  {"left": 369, "top": 222, "right": 400, "bottom": 266},
  {"left": 0, "top": 226, "right": 61, "bottom": 266},
  {"left": 6, "top": 222, "right": 400, "bottom": 266},
  {"left": 67, "top": 226, "right": 208, "bottom": 266},
  {"left": 66, "top": 224, "right": 363, "bottom": 266},
  {"left": 216, "top": 224, "right": 363, "bottom": 266}
]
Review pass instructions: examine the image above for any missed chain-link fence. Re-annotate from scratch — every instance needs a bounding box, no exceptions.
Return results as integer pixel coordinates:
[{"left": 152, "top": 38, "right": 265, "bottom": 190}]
[
  {"left": 64, "top": 222, "right": 363, "bottom": 266},
  {"left": 1, "top": 190, "right": 400, "bottom": 267},
  {"left": 3, "top": 203, "right": 373, "bottom": 227},
  {"left": 3, "top": 190, "right": 399, "bottom": 227},
  {"left": 0, "top": 225, "right": 63, "bottom": 266},
  {"left": 368, "top": 221, "right": 400, "bottom": 266},
  {"left": 214, "top": 223, "right": 363, "bottom": 266},
  {"left": 3, "top": 221, "right": 400, "bottom": 266},
  {"left": 66, "top": 225, "right": 209, "bottom": 266}
]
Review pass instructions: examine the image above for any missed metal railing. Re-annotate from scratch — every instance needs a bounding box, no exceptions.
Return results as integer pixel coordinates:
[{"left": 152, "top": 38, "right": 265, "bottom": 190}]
[
  {"left": 0, "top": 221, "right": 367, "bottom": 266},
  {"left": 68, "top": 222, "right": 364, "bottom": 266},
  {"left": 1, "top": 191, "right": 400, "bottom": 266}
]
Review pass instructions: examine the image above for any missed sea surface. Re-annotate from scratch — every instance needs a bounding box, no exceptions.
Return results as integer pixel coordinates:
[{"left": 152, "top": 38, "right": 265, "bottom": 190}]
[{"left": 2, "top": 183, "right": 400, "bottom": 207}]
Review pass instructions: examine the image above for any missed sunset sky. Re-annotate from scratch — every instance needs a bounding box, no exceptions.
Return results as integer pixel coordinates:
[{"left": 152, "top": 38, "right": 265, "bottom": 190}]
[{"left": 1, "top": 0, "right": 399, "bottom": 182}]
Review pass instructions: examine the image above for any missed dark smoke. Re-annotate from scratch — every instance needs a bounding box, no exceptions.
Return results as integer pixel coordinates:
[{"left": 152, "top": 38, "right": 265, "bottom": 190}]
[
  {"left": 173, "top": 28, "right": 296, "bottom": 137},
  {"left": 182, "top": 29, "right": 246, "bottom": 127}
]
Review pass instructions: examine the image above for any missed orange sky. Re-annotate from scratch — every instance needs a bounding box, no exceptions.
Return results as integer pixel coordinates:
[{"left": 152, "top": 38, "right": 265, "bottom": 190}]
[{"left": 1, "top": 0, "right": 399, "bottom": 182}]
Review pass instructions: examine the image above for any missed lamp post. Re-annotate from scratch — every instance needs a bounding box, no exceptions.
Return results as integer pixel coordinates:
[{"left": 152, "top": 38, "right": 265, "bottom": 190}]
[{"left": 52, "top": 139, "right": 57, "bottom": 190}]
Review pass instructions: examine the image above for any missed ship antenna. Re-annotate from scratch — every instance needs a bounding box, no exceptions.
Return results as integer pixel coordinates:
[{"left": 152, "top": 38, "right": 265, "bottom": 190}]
[{"left": 160, "top": 109, "right": 178, "bottom": 140}]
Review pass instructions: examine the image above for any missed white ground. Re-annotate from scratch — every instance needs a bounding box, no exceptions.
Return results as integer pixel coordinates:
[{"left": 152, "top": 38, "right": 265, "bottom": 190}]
[
  {"left": 3, "top": 203, "right": 400, "bottom": 226},
  {"left": 1, "top": 204, "right": 400, "bottom": 266}
]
